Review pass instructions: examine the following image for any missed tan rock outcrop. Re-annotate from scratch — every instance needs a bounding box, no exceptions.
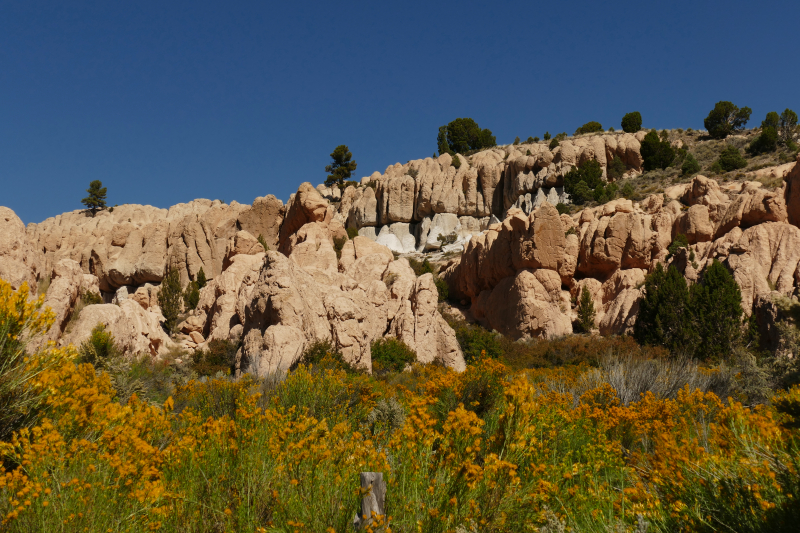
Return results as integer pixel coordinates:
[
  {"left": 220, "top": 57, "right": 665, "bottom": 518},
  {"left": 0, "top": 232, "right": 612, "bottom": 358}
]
[
  {"left": 59, "top": 299, "right": 174, "bottom": 357},
  {"left": 237, "top": 195, "right": 284, "bottom": 249},
  {"left": 278, "top": 183, "right": 329, "bottom": 252},
  {"left": 782, "top": 155, "right": 800, "bottom": 227},
  {"left": 0, "top": 207, "right": 40, "bottom": 290}
]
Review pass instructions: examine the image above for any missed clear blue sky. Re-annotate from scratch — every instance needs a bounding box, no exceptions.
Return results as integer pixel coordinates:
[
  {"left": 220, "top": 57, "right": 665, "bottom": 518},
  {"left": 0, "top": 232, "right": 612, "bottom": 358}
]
[{"left": 2, "top": 0, "right": 798, "bottom": 223}]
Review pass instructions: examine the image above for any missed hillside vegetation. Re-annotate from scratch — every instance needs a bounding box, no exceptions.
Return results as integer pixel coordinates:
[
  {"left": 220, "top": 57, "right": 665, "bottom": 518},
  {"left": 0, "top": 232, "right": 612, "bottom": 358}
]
[{"left": 2, "top": 279, "right": 800, "bottom": 532}]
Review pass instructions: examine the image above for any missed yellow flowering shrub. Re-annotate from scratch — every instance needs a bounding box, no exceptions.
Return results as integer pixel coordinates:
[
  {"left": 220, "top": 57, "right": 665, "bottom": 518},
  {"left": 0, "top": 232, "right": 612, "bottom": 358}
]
[{"left": 1, "top": 271, "right": 799, "bottom": 532}]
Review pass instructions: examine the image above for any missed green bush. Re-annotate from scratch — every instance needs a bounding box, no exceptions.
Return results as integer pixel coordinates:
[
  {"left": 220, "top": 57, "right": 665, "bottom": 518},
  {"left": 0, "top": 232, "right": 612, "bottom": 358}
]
[
  {"left": 667, "top": 233, "right": 689, "bottom": 256},
  {"left": 526, "top": 136, "right": 535, "bottom": 143},
  {"left": 634, "top": 263, "right": 697, "bottom": 353},
  {"left": 294, "top": 339, "right": 355, "bottom": 373},
  {"left": 370, "top": 337, "right": 417, "bottom": 374},
  {"left": 437, "top": 118, "right": 496, "bottom": 155},
  {"left": 191, "top": 339, "right": 239, "bottom": 377},
  {"left": 556, "top": 203, "right": 570, "bottom": 215},
  {"left": 333, "top": 236, "right": 347, "bottom": 259},
  {"left": 450, "top": 321, "right": 504, "bottom": 364},
  {"left": 513, "top": 136, "right": 520, "bottom": 145},
  {"left": 621, "top": 181, "right": 635, "bottom": 199},
  {"left": 563, "top": 160, "right": 617, "bottom": 205},
  {"left": 79, "top": 323, "right": 120, "bottom": 367},
  {"left": 433, "top": 276, "right": 449, "bottom": 302},
  {"left": 779, "top": 109, "right": 798, "bottom": 144},
  {"left": 690, "top": 260, "right": 743, "bottom": 360},
  {"left": 158, "top": 267, "right": 183, "bottom": 335},
  {"left": 408, "top": 258, "right": 434, "bottom": 277},
  {"left": 641, "top": 130, "right": 675, "bottom": 171},
  {"left": 548, "top": 138, "right": 559, "bottom": 150},
  {"left": 621, "top": 111, "right": 642, "bottom": 133},
  {"left": 762, "top": 111, "right": 780, "bottom": 131},
  {"left": 575, "top": 287, "right": 596, "bottom": 333},
  {"left": 451, "top": 154, "right": 462, "bottom": 169},
  {"left": 681, "top": 153, "right": 701, "bottom": 175},
  {"left": 575, "top": 121, "right": 603, "bottom": 135},
  {"left": 606, "top": 155, "right": 627, "bottom": 181},
  {"left": 634, "top": 260, "right": 743, "bottom": 359},
  {"left": 183, "top": 281, "right": 200, "bottom": 311},
  {"left": 346, "top": 227, "right": 359, "bottom": 239},
  {"left": 748, "top": 126, "right": 778, "bottom": 155},
  {"left": 82, "top": 290, "right": 103, "bottom": 305},
  {"left": 704, "top": 101, "right": 752, "bottom": 139},
  {"left": 543, "top": 131, "right": 551, "bottom": 140},
  {"left": 716, "top": 145, "right": 748, "bottom": 172},
  {"left": 196, "top": 267, "right": 207, "bottom": 289}
]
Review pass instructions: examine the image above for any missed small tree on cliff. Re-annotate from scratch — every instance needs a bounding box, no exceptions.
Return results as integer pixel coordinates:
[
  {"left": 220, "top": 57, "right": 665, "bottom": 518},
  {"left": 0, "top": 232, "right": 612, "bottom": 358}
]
[
  {"left": 575, "top": 287, "right": 596, "bottom": 333},
  {"left": 324, "top": 145, "right": 357, "bottom": 188},
  {"left": 81, "top": 180, "right": 107, "bottom": 217},
  {"left": 158, "top": 267, "right": 182, "bottom": 335}
]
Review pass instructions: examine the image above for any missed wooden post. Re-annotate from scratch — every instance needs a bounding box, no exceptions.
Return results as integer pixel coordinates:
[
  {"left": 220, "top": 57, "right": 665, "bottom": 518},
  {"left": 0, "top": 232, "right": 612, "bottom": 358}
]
[{"left": 353, "top": 472, "right": 386, "bottom": 530}]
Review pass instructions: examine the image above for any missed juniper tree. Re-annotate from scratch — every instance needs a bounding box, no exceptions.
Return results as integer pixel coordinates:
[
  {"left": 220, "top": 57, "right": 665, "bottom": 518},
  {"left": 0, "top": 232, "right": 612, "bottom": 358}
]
[
  {"left": 621, "top": 111, "right": 642, "bottom": 133},
  {"left": 634, "top": 263, "right": 698, "bottom": 353},
  {"left": 690, "top": 259, "right": 743, "bottom": 359},
  {"left": 324, "top": 145, "right": 357, "bottom": 187},
  {"left": 158, "top": 267, "right": 182, "bottom": 335},
  {"left": 704, "top": 101, "right": 752, "bottom": 139},
  {"left": 81, "top": 180, "right": 107, "bottom": 217},
  {"left": 575, "top": 287, "right": 596, "bottom": 333}
]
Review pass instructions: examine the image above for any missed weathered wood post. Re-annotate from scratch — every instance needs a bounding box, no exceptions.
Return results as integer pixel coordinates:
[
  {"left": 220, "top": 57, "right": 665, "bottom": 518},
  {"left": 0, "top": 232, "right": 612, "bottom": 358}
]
[{"left": 353, "top": 472, "right": 386, "bottom": 530}]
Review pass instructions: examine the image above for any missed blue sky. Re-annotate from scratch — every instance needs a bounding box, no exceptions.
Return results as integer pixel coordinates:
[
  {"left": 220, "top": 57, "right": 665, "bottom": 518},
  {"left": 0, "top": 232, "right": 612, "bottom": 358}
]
[{"left": 2, "top": 0, "right": 798, "bottom": 223}]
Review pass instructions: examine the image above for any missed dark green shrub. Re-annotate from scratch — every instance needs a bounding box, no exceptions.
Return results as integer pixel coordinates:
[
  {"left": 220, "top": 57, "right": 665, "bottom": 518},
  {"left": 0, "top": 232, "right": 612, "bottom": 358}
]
[
  {"left": 690, "top": 260, "right": 743, "bottom": 360},
  {"left": 563, "top": 159, "right": 617, "bottom": 205},
  {"left": 621, "top": 181, "right": 635, "bottom": 199},
  {"left": 82, "top": 290, "right": 103, "bottom": 305},
  {"left": 667, "top": 233, "right": 689, "bottom": 256},
  {"left": 513, "top": 136, "right": 520, "bottom": 145},
  {"left": 575, "top": 121, "right": 603, "bottom": 135},
  {"left": 437, "top": 118, "right": 496, "bottom": 155},
  {"left": 779, "top": 109, "right": 798, "bottom": 143},
  {"left": 704, "top": 101, "right": 752, "bottom": 139},
  {"left": 621, "top": 111, "right": 642, "bottom": 133},
  {"left": 408, "top": 258, "right": 434, "bottom": 277},
  {"left": 762, "top": 111, "right": 780, "bottom": 131},
  {"left": 333, "top": 236, "right": 347, "bottom": 259},
  {"left": 436, "top": 231, "right": 458, "bottom": 246},
  {"left": 79, "top": 323, "right": 120, "bottom": 367},
  {"left": 716, "top": 145, "right": 748, "bottom": 172},
  {"left": 158, "top": 267, "right": 182, "bottom": 334},
  {"left": 681, "top": 153, "right": 701, "bottom": 175},
  {"left": 526, "top": 136, "right": 534, "bottom": 143},
  {"left": 191, "top": 339, "right": 239, "bottom": 377},
  {"left": 451, "top": 154, "right": 462, "bottom": 169},
  {"left": 293, "top": 339, "right": 355, "bottom": 372},
  {"left": 346, "top": 227, "right": 359, "bottom": 239},
  {"left": 371, "top": 337, "right": 416, "bottom": 374},
  {"left": 748, "top": 126, "right": 778, "bottom": 155},
  {"left": 607, "top": 155, "right": 627, "bottom": 181},
  {"left": 532, "top": 136, "right": 539, "bottom": 142},
  {"left": 555, "top": 203, "right": 570, "bottom": 215},
  {"left": 543, "top": 132, "right": 551, "bottom": 140},
  {"left": 641, "top": 130, "right": 675, "bottom": 171},
  {"left": 183, "top": 281, "right": 200, "bottom": 311},
  {"left": 451, "top": 321, "right": 504, "bottom": 364},
  {"left": 634, "top": 264, "right": 698, "bottom": 353},
  {"left": 575, "top": 287, "right": 596, "bottom": 333},
  {"left": 324, "top": 145, "right": 357, "bottom": 187},
  {"left": 548, "top": 138, "right": 559, "bottom": 150},
  {"left": 196, "top": 267, "right": 207, "bottom": 289},
  {"left": 433, "top": 276, "right": 449, "bottom": 302}
]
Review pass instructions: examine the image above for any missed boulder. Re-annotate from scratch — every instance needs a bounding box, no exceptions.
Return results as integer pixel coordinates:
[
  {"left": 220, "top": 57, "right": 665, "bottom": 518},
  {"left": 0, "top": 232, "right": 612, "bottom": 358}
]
[
  {"left": 237, "top": 195, "right": 284, "bottom": 249},
  {"left": 278, "top": 183, "right": 329, "bottom": 253},
  {"left": 0, "top": 207, "right": 39, "bottom": 290},
  {"left": 375, "top": 223, "right": 417, "bottom": 254}
]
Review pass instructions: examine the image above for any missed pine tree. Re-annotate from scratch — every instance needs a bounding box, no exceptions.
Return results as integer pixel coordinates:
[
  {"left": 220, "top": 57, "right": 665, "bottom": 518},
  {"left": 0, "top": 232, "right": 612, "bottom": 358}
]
[
  {"left": 196, "top": 267, "right": 207, "bottom": 289},
  {"left": 81, "top": 180, "right": 107, "bottom": 217},
  {"left": 634, "top": 263, "right": 698, "bottom": 353},
  {"left": 576, "top": 286, "right": 596, "bottom": 333},
  {"left": 158, "top": 267, "right": 183, "bottom": 334},
  {"left": 324, "top": 145, "right": 357, "bottom": 187},
  {"left": 690, "top": 259, "right": 743, "bottom": 359}
]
